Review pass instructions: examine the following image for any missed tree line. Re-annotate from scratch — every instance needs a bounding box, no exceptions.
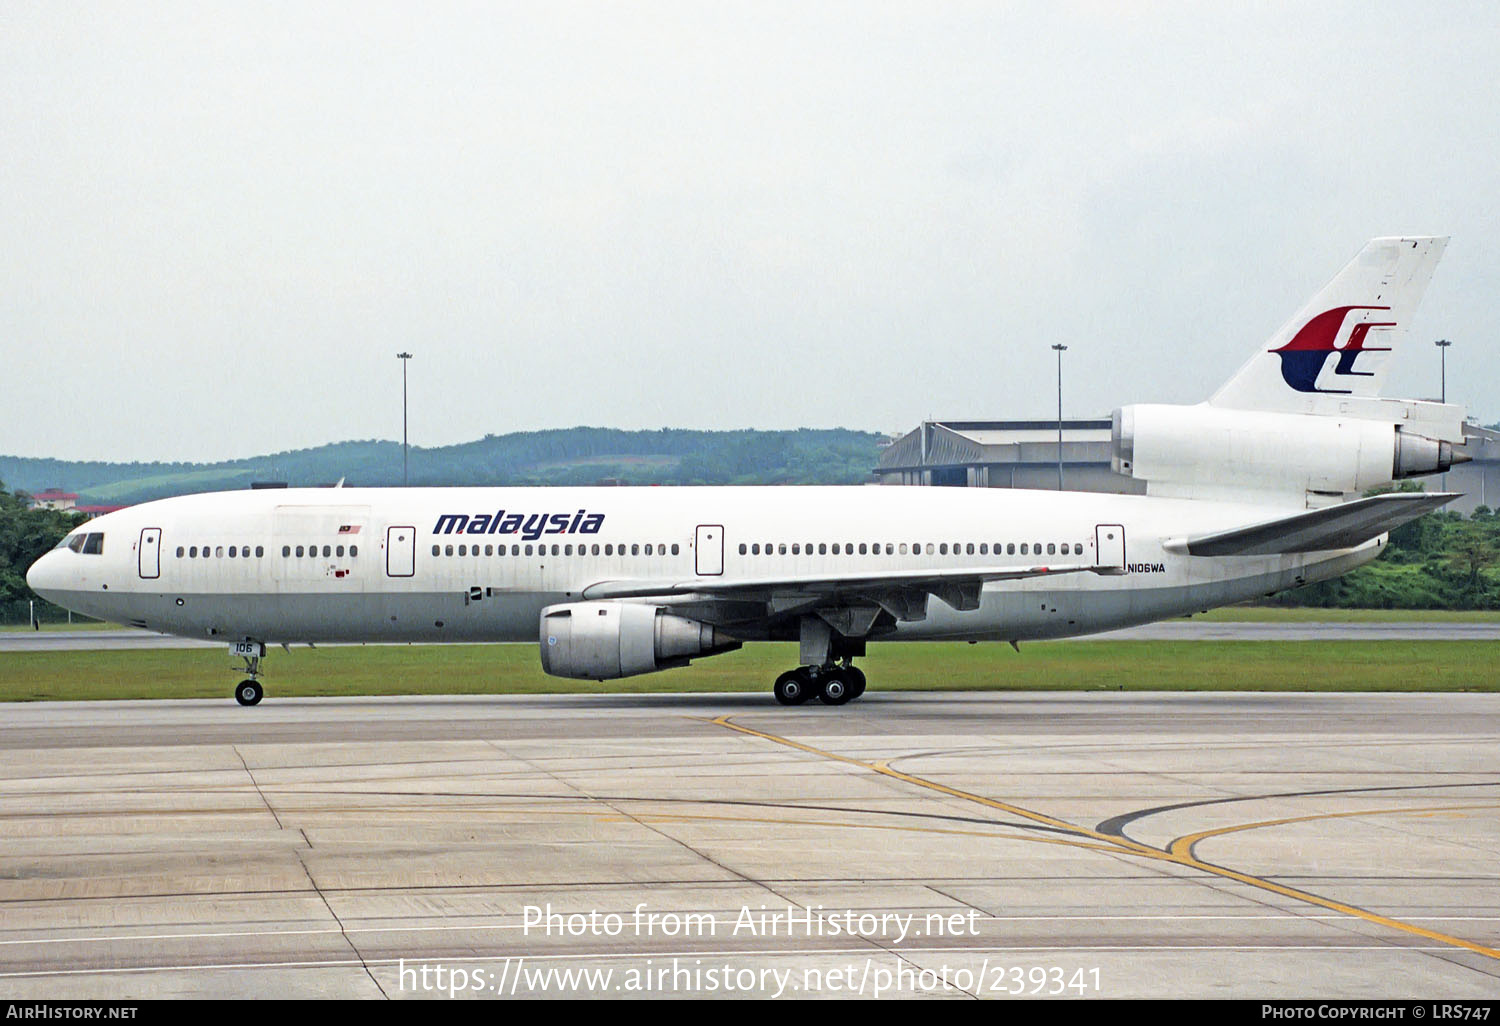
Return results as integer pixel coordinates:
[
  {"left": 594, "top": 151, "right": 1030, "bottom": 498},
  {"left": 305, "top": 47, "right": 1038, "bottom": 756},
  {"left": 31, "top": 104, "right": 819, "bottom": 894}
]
[{"left": 0, "top": 480, "right": 85, "bottom": 624}]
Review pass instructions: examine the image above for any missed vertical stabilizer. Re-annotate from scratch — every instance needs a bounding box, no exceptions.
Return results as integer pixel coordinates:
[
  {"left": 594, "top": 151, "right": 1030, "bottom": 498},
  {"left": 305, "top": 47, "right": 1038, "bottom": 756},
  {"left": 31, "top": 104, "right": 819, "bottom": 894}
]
[{"left": 1209, "top": 237, "right": 1447, "bottom": 414}]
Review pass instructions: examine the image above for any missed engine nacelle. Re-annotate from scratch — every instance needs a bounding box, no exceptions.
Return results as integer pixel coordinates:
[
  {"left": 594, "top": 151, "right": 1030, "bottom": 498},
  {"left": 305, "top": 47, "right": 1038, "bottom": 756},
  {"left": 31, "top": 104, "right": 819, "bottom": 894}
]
[
  {"left": 1111, "top": 404, "right": 1462, "bottom": 498},
  {"left": 538, "top": 602, "right": 741, "bottom": 680}
]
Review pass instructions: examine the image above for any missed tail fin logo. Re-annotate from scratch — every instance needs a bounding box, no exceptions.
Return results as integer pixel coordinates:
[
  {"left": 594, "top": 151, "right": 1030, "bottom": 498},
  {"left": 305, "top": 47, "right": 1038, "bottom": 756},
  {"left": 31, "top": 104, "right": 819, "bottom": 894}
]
[{"left": 1271, "top": 305, "right": 1394, "bottom": 394}]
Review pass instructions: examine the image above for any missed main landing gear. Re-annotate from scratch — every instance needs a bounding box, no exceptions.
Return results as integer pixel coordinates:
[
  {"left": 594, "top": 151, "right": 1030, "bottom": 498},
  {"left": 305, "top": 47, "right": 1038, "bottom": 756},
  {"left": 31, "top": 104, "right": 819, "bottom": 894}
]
[
  {"left": 773, "top": 615, "right": 870, "bottom": 707},
  {"left": 772, "top": 662, "right": 867, "bottom": 707},
  {"left": 233, "top": 644, "right": 266, "bottom": 706}
]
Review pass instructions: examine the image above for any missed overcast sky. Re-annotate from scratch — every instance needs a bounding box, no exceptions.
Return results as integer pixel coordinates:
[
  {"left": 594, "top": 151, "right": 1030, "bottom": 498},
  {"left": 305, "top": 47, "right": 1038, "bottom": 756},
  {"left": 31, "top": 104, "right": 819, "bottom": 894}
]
[{"left": 3, "top": 1, "right": 1497, "bottom": 462}]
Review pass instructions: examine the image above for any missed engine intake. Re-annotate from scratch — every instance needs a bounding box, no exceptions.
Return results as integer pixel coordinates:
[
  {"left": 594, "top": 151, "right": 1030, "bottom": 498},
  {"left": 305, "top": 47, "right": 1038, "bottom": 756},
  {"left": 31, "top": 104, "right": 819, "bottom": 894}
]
[{"left": 539, "top": 602, "right": 740, "bottom": 680}]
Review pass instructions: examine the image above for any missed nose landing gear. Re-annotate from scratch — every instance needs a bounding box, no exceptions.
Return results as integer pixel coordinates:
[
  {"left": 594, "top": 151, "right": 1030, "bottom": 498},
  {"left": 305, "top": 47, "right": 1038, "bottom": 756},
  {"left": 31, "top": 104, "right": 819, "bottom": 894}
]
[{"left": 231, "top": 642, "right": 266, "bottom": 706}]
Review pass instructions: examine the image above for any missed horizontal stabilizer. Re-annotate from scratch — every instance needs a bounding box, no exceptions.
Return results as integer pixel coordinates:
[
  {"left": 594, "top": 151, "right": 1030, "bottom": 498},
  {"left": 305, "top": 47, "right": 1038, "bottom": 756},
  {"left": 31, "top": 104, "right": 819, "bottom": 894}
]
[{"left": 1165, "top": 492, "right": 1458, "bottom": 557}]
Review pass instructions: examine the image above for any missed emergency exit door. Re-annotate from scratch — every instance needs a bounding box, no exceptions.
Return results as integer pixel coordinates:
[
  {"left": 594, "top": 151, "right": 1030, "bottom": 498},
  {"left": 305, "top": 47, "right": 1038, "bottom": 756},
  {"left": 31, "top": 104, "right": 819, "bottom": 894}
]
[
  {"left": 386, "top": 525, "right": 416, "bottom": 577},
  {"left": 695, "top": 524, "right": 724, "bottom": 576},
  {"left": 1095, "top": 524, "right": 1126, "bottom": 573},
  {"left": 138, "top": 528, "right": 161, "bottom": 579}
]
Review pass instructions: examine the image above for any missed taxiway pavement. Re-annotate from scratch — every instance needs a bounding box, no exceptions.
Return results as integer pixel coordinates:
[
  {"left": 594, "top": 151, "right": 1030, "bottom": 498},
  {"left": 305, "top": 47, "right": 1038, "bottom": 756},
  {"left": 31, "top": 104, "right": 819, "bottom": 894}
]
[{"left": 0, "top": 692, "right": 1496, "bottom": 999}]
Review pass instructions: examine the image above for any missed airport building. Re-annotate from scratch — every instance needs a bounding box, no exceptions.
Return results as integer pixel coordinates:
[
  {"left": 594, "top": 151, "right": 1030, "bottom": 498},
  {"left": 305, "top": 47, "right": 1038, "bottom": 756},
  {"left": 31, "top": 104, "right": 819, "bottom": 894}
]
[{"left": 875, "top": 419, "right": 1500, "bottom": 515}]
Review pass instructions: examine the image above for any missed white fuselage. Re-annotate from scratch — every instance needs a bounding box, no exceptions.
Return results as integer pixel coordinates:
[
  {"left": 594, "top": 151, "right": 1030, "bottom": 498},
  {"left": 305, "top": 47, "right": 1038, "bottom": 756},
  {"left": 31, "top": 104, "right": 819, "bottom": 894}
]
[{"left": 26, "top": 485, "right": 1379, "bottom": 647}]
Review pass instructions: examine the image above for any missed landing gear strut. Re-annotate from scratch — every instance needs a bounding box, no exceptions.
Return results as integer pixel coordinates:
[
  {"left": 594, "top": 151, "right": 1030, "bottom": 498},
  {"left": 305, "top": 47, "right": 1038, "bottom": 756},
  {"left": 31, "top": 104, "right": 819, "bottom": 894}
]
[{"left": 233, "top": 643, "right": 266, "bottom": 706}]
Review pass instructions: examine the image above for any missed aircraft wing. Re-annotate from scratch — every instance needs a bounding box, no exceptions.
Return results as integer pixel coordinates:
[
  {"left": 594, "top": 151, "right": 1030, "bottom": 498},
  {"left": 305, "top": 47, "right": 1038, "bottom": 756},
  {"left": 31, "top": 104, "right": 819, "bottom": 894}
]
[
  {"left": 1164, "top": 491, "right": 1458, "bottom": 557},
  {"left": 581, "top": 561, "right": 1102, "bottom": 619}
]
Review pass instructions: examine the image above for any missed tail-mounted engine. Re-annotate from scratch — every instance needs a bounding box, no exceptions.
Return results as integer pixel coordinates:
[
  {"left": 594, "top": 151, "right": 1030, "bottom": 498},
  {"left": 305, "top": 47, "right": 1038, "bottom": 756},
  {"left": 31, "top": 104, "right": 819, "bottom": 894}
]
[
  {"left": 539, "top": 602, "right": 740, "bottom": 680},
  {"left": 1111, "top": 404, "right": 1466, "bottom": 500}
]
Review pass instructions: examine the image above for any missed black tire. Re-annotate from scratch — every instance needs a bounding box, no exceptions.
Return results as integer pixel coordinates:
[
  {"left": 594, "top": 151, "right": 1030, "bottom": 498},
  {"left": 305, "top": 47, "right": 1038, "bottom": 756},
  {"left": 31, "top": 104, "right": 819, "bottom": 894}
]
[
  {"left": 845, "top": 666, "right": 867, "bottom": 700},
  {"left": 817, "top": 669, "right": 854, "bottom": 706},
  {"left": 235, "top": 680, "right": 263, "bottom": 706},
  {"left": 773, "top": 670, "right": 813, "bottom": 706}
]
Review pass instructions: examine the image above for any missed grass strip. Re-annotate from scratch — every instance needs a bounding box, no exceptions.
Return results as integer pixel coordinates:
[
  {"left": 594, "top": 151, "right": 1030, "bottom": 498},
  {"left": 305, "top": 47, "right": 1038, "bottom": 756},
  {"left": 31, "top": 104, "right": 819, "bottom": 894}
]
[{"left": 1, "top": 640, "right": 1495, "bottom": 702}]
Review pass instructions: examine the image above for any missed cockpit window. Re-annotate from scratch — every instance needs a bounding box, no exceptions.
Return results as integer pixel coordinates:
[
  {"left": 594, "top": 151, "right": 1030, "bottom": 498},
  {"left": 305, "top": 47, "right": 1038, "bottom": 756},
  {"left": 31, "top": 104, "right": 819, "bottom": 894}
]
[
  {"left": 56, "top": 533, "right": 86, "bottom": 552},
  {"left": 82, "top": 533, "right": 104, "bottom": 555}
]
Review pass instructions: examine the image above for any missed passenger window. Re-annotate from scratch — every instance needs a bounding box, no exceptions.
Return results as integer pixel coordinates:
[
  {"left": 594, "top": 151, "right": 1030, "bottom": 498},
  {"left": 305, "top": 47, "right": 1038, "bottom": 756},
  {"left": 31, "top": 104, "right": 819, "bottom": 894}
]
[
  {"left": 925, "top": 543, "right": 934, "bottom": 555},
  {"left": 283, "top": 546, "right": 291, "bottom": 557},
  {"left": 215, "top": 546, "right": 224, "bottom": 558},
  {"left": 645, "top": 544, "right": 654, "bottom": 556},
  {"left": 818, "top": 543, "right": 827, "bottom": 555},
  {"left": 432, "top": 545, "right": 440, "bottom": 556},
  {"left": 792, "top": 543, "right": 800, "bottom": 555},
  {"left": 190, "top": 546, "right": 199, "bottom": 558},
  {"left": 631, "top": 544, "right": 639, "bottom": 556},
  {"left": 1020, "top": 544, "right": 1028, "bottom": 555},
  {"left": 525, "top": 544, "right": 534, "bottom": 556},
  {"left": 885, "top": 543, "right": 894, "bottom": 555},
  {"left": 551, "top": 544, "right": 560, "bottom": 556},
  {"left": 939, "top": 543, "right": 948, "bottom": 555},
  {"left": 445, "top": 545, "right": 453, "bottom": 556},
  {"left": 336, "top": 545, "right": 345, "bottom": 557},
  {"left": 979, "top": 544, "right": 987, "bottom": 555},
  {"left": 779, "top": 543, "right": 787, "bottom": 555},
  {"left": 1048, "top": 543, "right": 1056, "bottom": 555},
  {"left": 671, "top": 543, "right": 679, "bottom": 555},
  {"left": 176, "top": 546, "right": 185, "bottom": 558},
  {"left": 1075, "top": 543, "right": 1083, "bottom": 555},
  {"left": 594, "top": 544, "right": 602, "bottom": 555},
  {"left": 739, "top": 543, "right": 747, "bottom": 555},
  {"left": 858, "top": 543, "right": 867, "bottom": 555},
  {"left": 967, "top": 543, "right": 975, "bottom": 555},
  {"left": 1007, "top": 543, "right": 1015, "bottom": 555},
  {"left": 458, "top": 544, "right": 467, "bottom": 556},
  {"left": 899, "top": 543, "right": 909, "bottom": 555},
  {"left": 228, "top": 546, "right": 237, "bottom": 558},
  {"left": 565, "top": 544, "right": 573, "bottom": 556},
  {"left": 296, "top": 546, "right": 305, "bottom": 557}
]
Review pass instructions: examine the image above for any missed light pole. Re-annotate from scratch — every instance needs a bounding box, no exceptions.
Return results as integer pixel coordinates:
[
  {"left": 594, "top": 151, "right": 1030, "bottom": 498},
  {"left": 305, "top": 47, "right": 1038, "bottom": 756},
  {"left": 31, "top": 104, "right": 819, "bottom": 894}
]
[
  {"left": 1435, "top": 339, "right": 1452, "bottom": 403},
  {"left": 397, "top": 352, "right": 412, "bottom": 486},
  {"left": 1051, "top": 344, "right": 1067, "bottom": 490}
]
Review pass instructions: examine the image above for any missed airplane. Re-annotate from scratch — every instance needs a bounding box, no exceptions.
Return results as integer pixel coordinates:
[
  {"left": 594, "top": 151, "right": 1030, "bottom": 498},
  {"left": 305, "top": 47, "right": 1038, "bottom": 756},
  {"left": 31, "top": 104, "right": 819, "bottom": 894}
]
[{"left": 27, "top": 236, "right": 1470, "bottom": 708}]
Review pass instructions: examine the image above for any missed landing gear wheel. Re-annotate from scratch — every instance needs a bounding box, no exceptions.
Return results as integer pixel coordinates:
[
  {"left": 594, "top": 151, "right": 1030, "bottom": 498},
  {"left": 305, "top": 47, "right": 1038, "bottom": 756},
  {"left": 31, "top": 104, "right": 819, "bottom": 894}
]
[
  {"left": 773, "top": 670, "right": 815, "bottom": 706},
  {"left": 817, "top": 669, "right": 854, "bottom": 706},
  {"left": 235, "top": 680, "right": 263, "bottom": 706},
  {"left": 844, "top": 666, "right": 866, "bottom": 700}
]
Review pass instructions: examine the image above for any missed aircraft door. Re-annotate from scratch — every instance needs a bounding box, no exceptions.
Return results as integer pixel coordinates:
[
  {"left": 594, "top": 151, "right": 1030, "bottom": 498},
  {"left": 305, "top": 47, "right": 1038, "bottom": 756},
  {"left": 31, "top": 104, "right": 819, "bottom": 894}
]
[
  {"left": 695, "top": 524, "right": 724, "bottom": 576},
  {"left": 1095, "top": 524, "right": 1126, "bottom": 574},
  {"left": 138, "top": 528, "right": 161, "bottom": 579},
  {"left": 387, "top": 525, "right": 416, "bottom": 577}
]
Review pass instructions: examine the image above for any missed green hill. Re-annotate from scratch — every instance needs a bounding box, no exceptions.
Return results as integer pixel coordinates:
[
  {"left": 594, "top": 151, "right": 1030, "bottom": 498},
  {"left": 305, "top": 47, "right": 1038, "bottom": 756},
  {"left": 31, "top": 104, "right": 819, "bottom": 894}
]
[{"left": 0, "top": 428, "right": 887, "bottom": 506}]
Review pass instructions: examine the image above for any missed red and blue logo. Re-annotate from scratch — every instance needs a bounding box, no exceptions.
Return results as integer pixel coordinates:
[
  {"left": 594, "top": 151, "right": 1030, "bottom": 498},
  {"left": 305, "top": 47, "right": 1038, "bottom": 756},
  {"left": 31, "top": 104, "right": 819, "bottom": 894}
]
[{"left": 1272, "top": 305, "right": 1393, "bottom": 394}]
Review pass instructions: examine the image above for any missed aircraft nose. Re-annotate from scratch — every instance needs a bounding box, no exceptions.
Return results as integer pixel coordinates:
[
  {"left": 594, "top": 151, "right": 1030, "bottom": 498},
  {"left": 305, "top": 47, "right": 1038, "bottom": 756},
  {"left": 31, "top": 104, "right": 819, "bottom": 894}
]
[{"left": 26, "top": 550, "right": 65, "bottom": 601}]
